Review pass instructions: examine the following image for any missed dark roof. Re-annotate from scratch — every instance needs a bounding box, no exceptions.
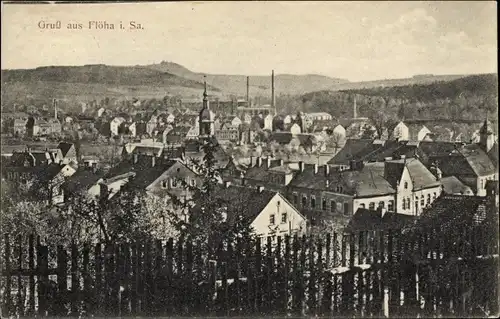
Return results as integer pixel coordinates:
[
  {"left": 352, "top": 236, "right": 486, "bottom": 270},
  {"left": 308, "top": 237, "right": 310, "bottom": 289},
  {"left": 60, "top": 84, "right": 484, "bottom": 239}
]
[
  {"left": 244, "top": 159, "right": 283, "bottom": 181},
  {"left": 57, "top": 142, "right": 74, "bottom": 157},
  {"left": 192, "top": 184, "right": 278, "bottom": 224},
  {"left": 345, "top": 209, "right": 417, "bottom": 232},
  {"left": 432, "top": 144, "right": 496, "bottom": 178},
  {"left": 289, "top": 162, "right": 394, "bottom": 197},
  {"left": 37, "top": 163, "right": 65, "bottom": 182},
  {"left": 131, "top": 146, "right": 163, "bottom": 157},
  {"left": 386, "top": 158, "right": 441, "bottom": 190},
  {"left": 487, "top": 142, "right": 498, "bottom": 166},
  {"left": 126, "top": 160, "right": 177, "bottom": 190},
  {"left": 440, "top": 176, "right": 473, "bottom": 195},
  {"left": 270, "top": 132, "right": 293, "bottom": 144},
  {"left": 63, "top": 169, "right": 105, "bottom": 193},
  {"left": 327, "top": 139, "right": 381, "bottom": 165}
]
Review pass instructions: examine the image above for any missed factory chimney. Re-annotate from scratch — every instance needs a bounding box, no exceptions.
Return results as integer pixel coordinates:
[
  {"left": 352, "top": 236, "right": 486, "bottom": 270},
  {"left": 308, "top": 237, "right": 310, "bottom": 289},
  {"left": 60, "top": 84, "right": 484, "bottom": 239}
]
[
  {"left": 53, "top": 99, "right": 57, "bottom": 120},
  {"left": 353, "top": 95, "right": 357, "bottom": 119},
  {"left": 271, "top": 70, "right": 276, "bottom": 115},
  {"left": 246, "top": 76, "right": 250, "bottom": 106}
]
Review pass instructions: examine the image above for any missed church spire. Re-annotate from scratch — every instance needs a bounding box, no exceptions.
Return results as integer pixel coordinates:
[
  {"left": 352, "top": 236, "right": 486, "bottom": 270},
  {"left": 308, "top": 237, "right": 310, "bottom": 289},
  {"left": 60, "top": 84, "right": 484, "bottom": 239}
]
[{"left": 203, "top": 75, "right": 208, "bottom": 103}]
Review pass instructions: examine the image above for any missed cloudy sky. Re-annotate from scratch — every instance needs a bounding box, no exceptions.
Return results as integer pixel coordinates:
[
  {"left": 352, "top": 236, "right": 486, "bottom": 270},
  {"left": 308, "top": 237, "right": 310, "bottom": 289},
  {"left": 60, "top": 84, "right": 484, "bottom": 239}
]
[{"left": 1, "top": 1, "right": 497, "bottom": 81}]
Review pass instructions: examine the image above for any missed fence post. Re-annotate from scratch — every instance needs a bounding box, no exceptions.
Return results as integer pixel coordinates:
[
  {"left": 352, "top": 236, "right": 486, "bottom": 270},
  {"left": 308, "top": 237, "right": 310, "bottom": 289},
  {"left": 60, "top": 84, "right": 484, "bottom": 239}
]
[
  {"left": 208, "top": 259, "right": 217, "bottom": 315},
  {"left": 165, "top": 238, "right": 173, "bottom": 315},
  {"left": 130, "top": 242, "right": 138, "bottom": 315},
  {"left": 3, "top": 235, "right": 12, "bottom": 317},
  {"left": 291, "top": 234, "right": 300, "bottom": 315},
  {"left": 82, "top": 243, "right": 91, "bottom": 316},
  {"left": 94, "top": 243, "right": 103, "bottom": 316},
  {"left": 307, "top": 235, "right": 317, "bottom": 316},
  {"left": 37, "top": 243, "right": 49, "bottom": 317},
  {"left": 283, "top": 235, "right": 291, "bottom": 315},
  {"left": 254, "top": 238, "right": 262, "bottom": 313},
  {"left": 70, "top": 242, "right": 79, "bottom": 316},
  {"left": 265, "top": 236, "right": 273, "bottom": 314},
  {"left": 316, "top": 236, "right": 323, "bottom": 317},
  {"left": 28, "top": 235, "right": 35, "bottom": 316},
  {"left": 56, "top": 244, "right": 68, "bottom": 316}
]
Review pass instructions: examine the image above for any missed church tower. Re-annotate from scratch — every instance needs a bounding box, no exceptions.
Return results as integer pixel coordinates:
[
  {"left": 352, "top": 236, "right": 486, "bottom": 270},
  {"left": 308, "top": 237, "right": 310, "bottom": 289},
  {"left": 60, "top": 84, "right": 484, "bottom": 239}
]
[
  {"left": 199, "top": 77, "right": 215, "bottom": 138},
  {"left": 479, "top": 117, "right": 495, "bottom": 152}
]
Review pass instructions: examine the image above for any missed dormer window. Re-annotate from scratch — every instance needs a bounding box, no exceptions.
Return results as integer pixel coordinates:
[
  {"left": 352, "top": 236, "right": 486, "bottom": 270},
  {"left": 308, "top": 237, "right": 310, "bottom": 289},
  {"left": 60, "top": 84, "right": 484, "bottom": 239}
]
[{"left": 162, "top": 180, "right": 168, "bottom": 188}]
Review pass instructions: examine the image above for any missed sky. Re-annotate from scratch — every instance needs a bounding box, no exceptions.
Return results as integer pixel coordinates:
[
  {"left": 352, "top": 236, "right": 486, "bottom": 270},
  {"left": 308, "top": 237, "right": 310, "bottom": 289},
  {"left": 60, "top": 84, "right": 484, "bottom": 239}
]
[{"left": 1, "top": 1, "right": 497, "bottom": 81}]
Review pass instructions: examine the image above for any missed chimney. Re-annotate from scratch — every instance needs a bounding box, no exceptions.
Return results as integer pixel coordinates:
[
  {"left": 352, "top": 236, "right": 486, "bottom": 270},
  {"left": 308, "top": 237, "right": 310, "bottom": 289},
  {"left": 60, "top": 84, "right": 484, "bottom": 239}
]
[
  {"left": 353, "top": 95, "right": 357, "bottom": 119},
  {"left": 384, "top": 157, "right": 393, "bottom": 162},
  {"left": 224, "top": 180, "right": 231, "bottom": 188},
  {"left": 249, "top": 155, "right": 254, "bottom": 167},
  {"left": 271, "top": 70, "right": 276, "bottom": 115},
  {"left": 257, "top": 157, "right": 263, "bottom": 167},
  {"left": 53, "top": 98, "right": 57, "bottom": 120},
  {"left": 314, "top": 163, "right": 318, "bottom": 174},
  {"left": 279, "top": 159, "right": 284, "bottom": 166},
  {"left": 325, "top": 164, "right": 330, "bottom": 176},
  {"left": 400, "top": 155, "right": 406, "bottom": 160},
  {"left": 246, "top": 76, "right": 250, "bottom": 105},
  {"left": 133, "top": 153, "right": 138, "bottom": 164},
  {"left": 258, "top": 186, "right": 265, "bottom": 193},
  {"left": 151, "top": 155, "right": 156, "bottom": 167},
  {"left": 267, "top": 156, "right": 272, "bottom": 168},
  {"left": 326, "top": 180, "right": 330, "bottom": 188},
  {"left": 299, "top": 161, "right": 304, "bottom": 172}
]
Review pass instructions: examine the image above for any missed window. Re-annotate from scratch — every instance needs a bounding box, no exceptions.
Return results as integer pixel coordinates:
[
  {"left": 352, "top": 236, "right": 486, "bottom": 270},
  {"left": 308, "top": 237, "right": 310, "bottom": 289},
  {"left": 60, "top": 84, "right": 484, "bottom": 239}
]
[
  {"left": 378, "top": 201, "right": 385, "bottom": 208},
  {"left": 293, "top": 193, "right": 298, "bottom": 205},
  {"left": 420, "top": 196, "right": 424, "bottom": 206},
  {"left": 360, "top": 203, "right": 366, "bottom": 209},
  {"left": 336, "top": 186, "right": 343, "bottom": 193},
  {"left": 311, "top": 196, "right": 316, "bottom": 209},
  {"left": 281, "top": 213, "right": 287, "bottom": 224},
  {"left": 269, "top": 214, "right": 275, "bottom": 225},
  {"left": 369, "top": 202, "right": 375, "bottom": 210},
  {"left": 388, "top": 200, "right": 394, "bottom": 211},
  {"left": 427, "top": 194, "right": 431, "bottom": 205},
  {"left": 190, "top": 179, "right": 196, "bottom": 186},
  {"left": 402, "top": 198, "right": 406, "bottom": 210},
  {"left": 404, "top": 181, "right": 408, "bottom": 189},
  {"left": 322, "top": 198, "right": 327, "bottom": 211},
  {"left": 302, "top": 195, "right": 307, "bottom": 207},
  {"left": 343, "top": 203, "right": 349, "bottom": 216},
  {"left": 171, "top": 179, "right": 177, "bottom": 188},
  {"left": 161, "top": 180, "right": 168, "bottom": 188},
  {"left": 330, "top": 200, "right": 336, "bottom": 212},
  {"left": 415, "top": 201, "right": 419, "bottom": 214},
  {"left": 433, "top": 192, "right": 437, "bottom": 200}
]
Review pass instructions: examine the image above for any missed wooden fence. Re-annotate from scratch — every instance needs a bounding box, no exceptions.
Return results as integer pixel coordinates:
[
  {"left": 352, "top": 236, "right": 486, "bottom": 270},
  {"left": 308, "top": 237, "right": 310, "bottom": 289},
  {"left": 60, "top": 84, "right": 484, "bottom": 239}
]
[{"left": 1, "top": 225, "right": 498, "bottom": 317}]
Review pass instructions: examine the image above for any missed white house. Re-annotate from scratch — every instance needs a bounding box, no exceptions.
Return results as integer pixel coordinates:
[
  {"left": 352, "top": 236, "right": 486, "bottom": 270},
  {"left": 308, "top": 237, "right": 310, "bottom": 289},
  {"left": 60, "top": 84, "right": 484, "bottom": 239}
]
[
  {"left": 392, "top": 121, "right": 432, "bottom": 141},
  {"left": 263, "top": 114, "right": 274, "bottom": 131},
  {"left": 110, "top": 117, "right": 126, "bottom": 136},
  {"left": 97, "top": 107, "right": 106, "bottom": 118},
  {"left": 307, "top": 112, "right": 332, "bottom": 121},
  {"left": 289, "top": 123, "right": 302, "bottom": 135},
  {"left": 204, "top": 184, "right": 307, "bottom": 241},
  {"left": 283, "top": 115, "right": 293, "bottom": 125},
  {"left": 332, "top": 124, "right": 346, "bottom": 138}
]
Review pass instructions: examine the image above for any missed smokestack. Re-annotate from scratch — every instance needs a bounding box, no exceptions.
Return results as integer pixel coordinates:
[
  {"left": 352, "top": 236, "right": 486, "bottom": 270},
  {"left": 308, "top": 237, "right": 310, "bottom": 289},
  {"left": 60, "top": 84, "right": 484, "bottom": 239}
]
[
  {"left": 53, "top": 99, "right": 57, "bottom": 120},
  {"left": 246, "top": 76, "right": 250, "bottom": 106},
  {"left": 271, "top": 70, "right": 276, "bottom": 115},
  {"left": 353, "top": 95, "right": 357, "bottom": 119}
]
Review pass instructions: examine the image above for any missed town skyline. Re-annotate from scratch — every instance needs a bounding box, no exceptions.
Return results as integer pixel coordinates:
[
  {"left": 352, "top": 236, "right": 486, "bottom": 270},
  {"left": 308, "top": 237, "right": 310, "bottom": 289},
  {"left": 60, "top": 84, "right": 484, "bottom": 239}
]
[{"left": 1, "top": 1, "right": 497, "bottom": 82}]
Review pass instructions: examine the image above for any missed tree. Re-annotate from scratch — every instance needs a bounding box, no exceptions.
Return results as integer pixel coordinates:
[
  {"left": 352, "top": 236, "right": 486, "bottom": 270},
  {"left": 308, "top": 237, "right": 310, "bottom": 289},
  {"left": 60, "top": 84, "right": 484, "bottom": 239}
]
[{"left": 166, "top": 139, "right": 257, "bottom": 257}]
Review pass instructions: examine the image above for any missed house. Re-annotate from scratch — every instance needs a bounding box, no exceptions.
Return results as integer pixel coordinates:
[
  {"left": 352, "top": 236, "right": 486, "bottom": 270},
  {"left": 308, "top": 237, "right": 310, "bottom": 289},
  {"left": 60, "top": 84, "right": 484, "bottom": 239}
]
[
  {"left": 191, "top": 184, "right": 307, "bottom": 240},
  {"left": 81, "top": 155, "right": 99, "bottom": 168},
  {"left": 163, "top": 126, "right": 190, "bottom": 145},
  {"left": 97, "top": 107, "right": 107, "bottom": 117},
  {"left": 306, "top": 112, "right": 333, "bottom": 121},
  {"left": 239, "top": 123, "right": 258, "bottom": 145},
  {"left": 61, "top": 168, "right": 105, "bottom": 201},
  {"left": 286, "top": 123, "right": 302, "bottom": 135},
  {"left": 392, "top": 121, "right": 432, "bottom": 141},
  {"left": 332, "top": 124, "right": 346, "bottom": 138},
  {"left": 215, "top": 123, "right": 240, "bottom": 142},
  {"left": 110, "top": 117, "right": 126, "bottom": 136},
  {"left": 285, "top": 157, "right": 442, "bottom": 229},
  {"left": 57, "top": 142, "right": 78, "bottom": 164},
  {"left": 440, "top": 176, "right": 474, "bottom": 196},
  {"left": 13, "top": 118, "right": 28, "bottom": 136},
  {"left": 158, "top": 112, "right": 176, "bottom": 125},
  {"left": 26, "top": 117, "right": 61, "bottom": 137},
  {"left": 146, "top": 115, "right": 159, "bottom": 136},
  {"left": 263, "top": 114, "right": 274, "bottom": 131}
]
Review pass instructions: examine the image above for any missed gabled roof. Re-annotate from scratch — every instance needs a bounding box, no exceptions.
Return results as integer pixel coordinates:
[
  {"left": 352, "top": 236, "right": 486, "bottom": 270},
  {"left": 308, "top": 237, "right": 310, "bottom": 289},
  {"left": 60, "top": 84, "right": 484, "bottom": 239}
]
[
  {"left": 127, "top": 160, "right": 177, "bottom": 190},
  {"left": 63, "top": 169, "right": 105, "bottom": 193},
  {"left": 387, "top": 158, "right": 441, "bottom": 190},
  {"left": 345, "top": 209, "right": 417, "bottom": 232},
  {"left": 244, "top": 159, "right": 283, "bottom": 181},
  {"left": 57, "top": 142, "right": 74, "bottom": 157},
  {"left": 270, "top": 132, "right": 293, "bottom": 144},
  {"left": 487, "top": 141, "right": 498, "bottom": 166},
  {"left": 327, "top": 139, "right": 380, "bottom": 165},
  {"left": 191, "top": 184, "right": 280, "bottom": 225},
  {"left": 289, "top": 162, "right": 395, "bottom": 197},
  {"left": 441, "top": 176, "right": 473, "bottom": 195}
]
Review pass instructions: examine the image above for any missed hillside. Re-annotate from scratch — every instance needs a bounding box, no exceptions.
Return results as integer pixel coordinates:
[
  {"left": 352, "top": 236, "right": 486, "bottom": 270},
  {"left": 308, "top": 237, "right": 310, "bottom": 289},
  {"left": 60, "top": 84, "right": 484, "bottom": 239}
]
[
  {"left": 0, "top": 65, "right": 222, "bottom": 106},
  {"left": 145, "top": 61, "right": 350, "bottom": 96},
  {"left": 287, "top": 74, "right": 498, "bottom": 123}
]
